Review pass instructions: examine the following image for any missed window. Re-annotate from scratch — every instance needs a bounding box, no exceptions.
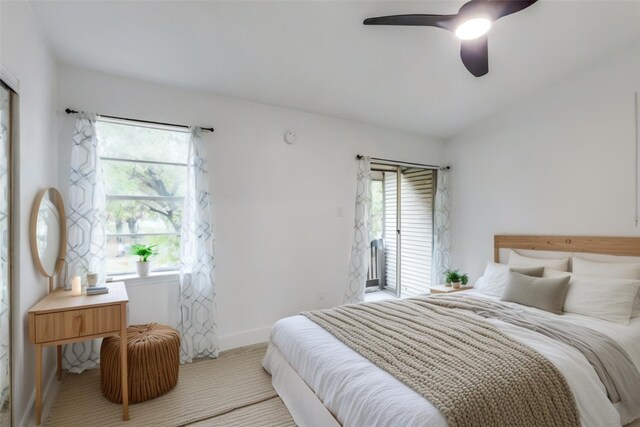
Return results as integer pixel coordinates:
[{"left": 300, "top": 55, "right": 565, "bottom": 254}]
[{"left": 97, "top": 119, "right": 190, "bottom": 275}]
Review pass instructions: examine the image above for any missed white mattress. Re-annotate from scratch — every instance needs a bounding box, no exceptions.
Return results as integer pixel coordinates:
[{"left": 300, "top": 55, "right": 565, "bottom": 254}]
[{"left": 266, "top": 291, "right": 640, "bottom": 427}]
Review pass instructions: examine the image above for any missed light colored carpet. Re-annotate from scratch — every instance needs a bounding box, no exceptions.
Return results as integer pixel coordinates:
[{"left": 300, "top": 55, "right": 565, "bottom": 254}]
[
  {"left": 187, "top": 397, "right": 294, "bottom": 427},
  {"left": 46, "top": 343, "right": 295, "bottom": 427}
]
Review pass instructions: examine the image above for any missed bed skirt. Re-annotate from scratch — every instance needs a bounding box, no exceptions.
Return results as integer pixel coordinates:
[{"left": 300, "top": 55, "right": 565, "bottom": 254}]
[{"left": 262, "top": 343, "right": 341, "bottom": 427}]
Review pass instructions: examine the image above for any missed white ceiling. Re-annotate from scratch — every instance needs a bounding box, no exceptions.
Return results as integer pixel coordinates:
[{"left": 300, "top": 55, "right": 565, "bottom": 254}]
[{"left": 29, "top": 0, "right": 640, "bottom": 139}]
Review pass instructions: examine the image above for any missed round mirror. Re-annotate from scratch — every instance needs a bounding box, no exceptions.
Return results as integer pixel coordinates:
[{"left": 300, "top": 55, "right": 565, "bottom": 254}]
[{"left": 30, "top": 188, "right": 66, "bottom": 289}]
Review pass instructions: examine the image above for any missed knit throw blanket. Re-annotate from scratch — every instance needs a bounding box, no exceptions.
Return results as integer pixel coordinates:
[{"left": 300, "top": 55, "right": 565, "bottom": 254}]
[{"left": 302, "top": 297, "right": 580, "bottom": 427}]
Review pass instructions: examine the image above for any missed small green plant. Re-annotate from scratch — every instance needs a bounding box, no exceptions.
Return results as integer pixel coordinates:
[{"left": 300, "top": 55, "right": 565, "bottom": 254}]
[
  {"left": 460, "top": 273, "right": 469, "bottom": 285},
  {"left": 444, "top": 269, "right": 460, "bottom": 283},
  {"left": 130, "top": 244, "right": 158, "bottom": 263},
  {"left": 444, "top": 269, "right": 469, "bottom": 285}
]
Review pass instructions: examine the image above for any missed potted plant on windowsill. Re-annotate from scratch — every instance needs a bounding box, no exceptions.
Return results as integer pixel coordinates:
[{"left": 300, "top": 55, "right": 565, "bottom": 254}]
[
  {"left": 130, "top": 244, "right": 157, "bottom": 277},
  {"left": 444, "top": 269, "right": 469, "bottom": 289}
]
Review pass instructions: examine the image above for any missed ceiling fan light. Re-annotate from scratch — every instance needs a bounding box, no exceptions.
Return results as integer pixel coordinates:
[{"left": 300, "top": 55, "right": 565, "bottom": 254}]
[{"left": 455, "top": 18, "right": 492, "bottom": 40}]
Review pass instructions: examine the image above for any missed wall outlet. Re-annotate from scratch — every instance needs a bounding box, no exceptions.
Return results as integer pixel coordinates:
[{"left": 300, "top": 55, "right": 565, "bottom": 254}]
[{"left": 337, "top": 207, "right": 344, "bottom": 217}]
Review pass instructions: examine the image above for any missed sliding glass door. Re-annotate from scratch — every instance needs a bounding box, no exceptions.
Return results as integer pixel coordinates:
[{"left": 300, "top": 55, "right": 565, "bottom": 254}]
[
  {"left": 0, "top": 80, "right": 14, "bottom": 426},
  {"left": 369, "top": 164, "right": 435, "bottom": 298}
]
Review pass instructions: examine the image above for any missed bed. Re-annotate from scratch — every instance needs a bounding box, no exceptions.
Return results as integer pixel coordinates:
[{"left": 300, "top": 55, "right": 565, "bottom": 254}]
[{"left": 263, "top": 235, "right": 640, "bottom": 427}]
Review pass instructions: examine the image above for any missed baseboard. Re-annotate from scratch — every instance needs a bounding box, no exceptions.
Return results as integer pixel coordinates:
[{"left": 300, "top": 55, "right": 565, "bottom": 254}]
[
  {"left": 19, "top": 367, "right": 59, "bottom": 427},
  {"left": 219, "top": 326, "right": 272, "bottom": 352}
]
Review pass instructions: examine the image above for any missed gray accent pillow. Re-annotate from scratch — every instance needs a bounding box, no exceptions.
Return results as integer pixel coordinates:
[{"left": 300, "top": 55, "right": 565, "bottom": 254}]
[
  {"left": 510, "top": 266, "right": 544, "bottom": 278},
  {"left": 475, "top": 264, "right": 545, "bottom": 297},
  {"left": 500, "top": 272, "right": 570, "bottom": 315}
]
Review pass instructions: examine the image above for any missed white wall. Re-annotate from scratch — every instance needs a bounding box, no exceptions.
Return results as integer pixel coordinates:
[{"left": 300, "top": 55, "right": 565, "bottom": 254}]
[
  {"left": 57, "top": 65, "right": 445, "bottom": 348},
  {"left": 446, "top": 42, "right": 640, "bottom": 281},
  {"left": 0, "top": 1, "right": 60, "bottom": 425}
]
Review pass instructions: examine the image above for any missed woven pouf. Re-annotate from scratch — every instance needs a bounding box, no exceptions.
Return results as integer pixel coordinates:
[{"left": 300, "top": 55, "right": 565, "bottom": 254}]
[{"left": 100, "top": 323, "right": 180, "bottom": 404}]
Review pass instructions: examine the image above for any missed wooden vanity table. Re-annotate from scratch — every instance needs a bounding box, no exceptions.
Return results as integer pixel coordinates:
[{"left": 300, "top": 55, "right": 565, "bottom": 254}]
[{"left": 28, "top": 282, "right": 129, "bottom": 425}]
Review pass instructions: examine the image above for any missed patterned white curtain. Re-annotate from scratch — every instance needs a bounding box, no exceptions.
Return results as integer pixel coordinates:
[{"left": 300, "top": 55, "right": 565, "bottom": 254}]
[
  {"left": 343, "top": 156, "right": 371, "bottom": 304},
  {"left": 432, "top": 169, "right": 450, "bottom": 286},
  {"left": 0, "top": 86, "right": 9, "bottom": 405},
  {"left": 178, "top": 127, "right": 218, "bottom": 364},
  {"left": 63, "top": 112, "right": 107, "bottom": 373}
]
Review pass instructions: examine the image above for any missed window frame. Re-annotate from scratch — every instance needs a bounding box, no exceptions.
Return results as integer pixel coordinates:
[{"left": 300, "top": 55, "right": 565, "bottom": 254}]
[{"left": 97, "top": 119, "right": 189, "bottom": 277}]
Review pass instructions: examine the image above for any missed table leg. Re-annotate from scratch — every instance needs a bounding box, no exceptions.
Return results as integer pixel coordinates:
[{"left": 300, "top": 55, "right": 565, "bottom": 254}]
[
  {"left": 35, "top": 343, "right": 42, "bottom": 425},
  {"left": 120, "top": 304, "right": 129, "bottom": 421},
  {"left": 57, "top": 345, "right": 62, "bottom": 380}
]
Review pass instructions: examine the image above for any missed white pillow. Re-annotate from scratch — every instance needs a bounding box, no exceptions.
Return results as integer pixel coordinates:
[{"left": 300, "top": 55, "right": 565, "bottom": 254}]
[
  {"left": 475, "top": 262, "right": 510, "bottom": 296},
  {"left": 475, "top": 262, "right": 543, "bottom": 297},
  {"left": 572, "top": 256, "right": 640, "bottom": 279},
  {"left": 562, "top": 274, "right": 640, "bottom": 325},
  {"left": 572, "top": 257, "right": 640, "bottom": 318},
  {"left": 508, "top": 250, "right": 569, "bottom": 271}
]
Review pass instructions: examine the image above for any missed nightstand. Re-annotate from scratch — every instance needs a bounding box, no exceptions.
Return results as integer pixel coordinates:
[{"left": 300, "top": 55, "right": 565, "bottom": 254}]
[{"left": 429, "top": 284, "right": 473, "bottom": 294}]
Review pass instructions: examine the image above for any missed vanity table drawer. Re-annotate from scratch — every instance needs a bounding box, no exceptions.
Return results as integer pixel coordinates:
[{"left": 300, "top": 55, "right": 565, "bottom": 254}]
[{"left": 33, "top": 305, "right": 122, "bottom": 343}]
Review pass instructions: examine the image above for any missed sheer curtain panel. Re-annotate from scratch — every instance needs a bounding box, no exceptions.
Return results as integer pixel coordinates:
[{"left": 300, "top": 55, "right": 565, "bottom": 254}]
[
  {"left": 0, "top": 84, "right": 10, "bottom": 406},
  {"left": 343, "top": 156, "right": 371, "bottom": 304},
  {"left": 432, "top": 169, "right": 450, "bottom": 286},
  {"left": 63, "top": 112, "right": 107, "bottom": 372},
  {"left": 178, "top": 127, "right": 218, "bottom": 363}
]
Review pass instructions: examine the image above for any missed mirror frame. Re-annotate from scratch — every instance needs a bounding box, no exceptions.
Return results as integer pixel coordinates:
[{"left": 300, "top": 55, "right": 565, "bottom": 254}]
[{"left": 29, "top": 187, "right": 67, "bottom": 291}]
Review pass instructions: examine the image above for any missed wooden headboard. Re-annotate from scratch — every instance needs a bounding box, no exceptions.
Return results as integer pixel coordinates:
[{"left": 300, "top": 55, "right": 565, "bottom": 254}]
[{"left": 494, "top": 235, "right": 640, "bottom": 262}]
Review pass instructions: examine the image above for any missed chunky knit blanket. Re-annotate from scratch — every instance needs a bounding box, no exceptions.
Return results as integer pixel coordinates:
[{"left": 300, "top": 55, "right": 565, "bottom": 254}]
[
  {"left": 431, "top": 295, "right": 640, "bottom": 425},
  {"left": 302, "top": 297, "right": 580, "bottom": 427}
]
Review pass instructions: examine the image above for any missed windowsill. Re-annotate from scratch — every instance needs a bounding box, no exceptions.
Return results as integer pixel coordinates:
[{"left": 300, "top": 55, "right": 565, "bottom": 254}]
[{"left": 107, "top": 270, "right": 179, "bottom": 287}]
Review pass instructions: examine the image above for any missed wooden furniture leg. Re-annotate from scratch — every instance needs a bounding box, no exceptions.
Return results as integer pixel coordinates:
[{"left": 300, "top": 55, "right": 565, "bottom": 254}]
[
  {"left": 35, "top": 343, "right": 42, "bottom": 425},
  {"left": 120, "top": 303, "right": 129, "bottom": 421},
  {"left": 57, "top": 345, "right": 62, "bottom": 380}
]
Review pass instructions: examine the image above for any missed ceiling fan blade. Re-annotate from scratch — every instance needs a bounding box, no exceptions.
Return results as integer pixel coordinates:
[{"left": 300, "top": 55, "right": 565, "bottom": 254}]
[
  {"left": 460, "top": 36, "right": 488, "bottom": 77},
  {"left": 363, "top": 14, "right": 458, "bottom": 31},
  {"left": 484, "top": 0, "right": 538, "bottom": 20}
]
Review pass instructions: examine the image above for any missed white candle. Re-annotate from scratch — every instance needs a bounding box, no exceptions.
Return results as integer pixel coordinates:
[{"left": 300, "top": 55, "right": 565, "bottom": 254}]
[{"left": 71, "top": 276, "right": 82, "bottom": 296}]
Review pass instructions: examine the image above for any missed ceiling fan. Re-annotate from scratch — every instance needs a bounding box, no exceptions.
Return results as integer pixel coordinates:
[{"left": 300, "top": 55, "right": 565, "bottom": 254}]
[{"left": 363, "top": 0, "right": 538, "bottom": 77}]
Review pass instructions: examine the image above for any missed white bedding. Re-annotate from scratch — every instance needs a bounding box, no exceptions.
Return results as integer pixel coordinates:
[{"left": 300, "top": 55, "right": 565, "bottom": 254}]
[{"left": 265, "top": 290, "right": 640, "bottom": 427}]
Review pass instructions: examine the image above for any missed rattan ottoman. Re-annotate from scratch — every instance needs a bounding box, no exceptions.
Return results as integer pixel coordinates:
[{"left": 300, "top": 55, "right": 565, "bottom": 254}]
[{"left": 100, "top": 323, "right": 180, "bottom": 404}]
